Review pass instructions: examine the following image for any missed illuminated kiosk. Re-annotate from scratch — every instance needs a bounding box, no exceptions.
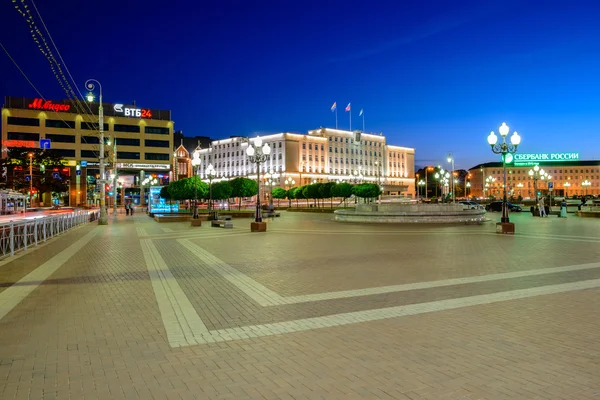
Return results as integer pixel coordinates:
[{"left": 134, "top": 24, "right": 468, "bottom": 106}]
[{"left": 334, "top": 202, "right": 486, "bottom": 224}]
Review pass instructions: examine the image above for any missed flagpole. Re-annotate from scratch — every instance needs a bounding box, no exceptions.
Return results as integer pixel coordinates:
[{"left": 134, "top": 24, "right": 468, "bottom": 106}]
[
  {"left": 362, "top": 111, "right": 365, "bottom": 132},
  {"left": 335, "top": 108, "right": 338, "bottom": 129},
  {"left": 349, "top": 109, "right": 352, "bottom": 131}
]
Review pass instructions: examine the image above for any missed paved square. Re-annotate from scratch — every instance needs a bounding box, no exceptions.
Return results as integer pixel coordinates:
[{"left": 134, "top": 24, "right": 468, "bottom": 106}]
[{"left": 1, "top": 211, "right": 600, "bottom": 399}]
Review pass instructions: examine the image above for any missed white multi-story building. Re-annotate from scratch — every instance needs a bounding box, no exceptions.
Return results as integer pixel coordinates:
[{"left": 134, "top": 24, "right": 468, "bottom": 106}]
[{"left": 194, "top": 128, "right": 415, "bottom": 197}]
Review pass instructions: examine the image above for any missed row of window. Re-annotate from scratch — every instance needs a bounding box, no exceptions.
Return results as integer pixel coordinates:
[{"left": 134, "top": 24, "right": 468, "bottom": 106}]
[
  {"left": 490, "top": 168, "right": 600, "bottom": 175},
  {"left": 7, "top": 117, "right": 170, "bottom": 134},
  {"left": 328, "top": 137, "right": 383, "bottom": 147},
  {"left": 6, "top": 132, "right": 169, "bottom": 147},
  {"left": 44, "top": 149, "right": 170, "bottom": 160},
  {"left": 330, "top": 147, "right": 382, "bottom": 157}
]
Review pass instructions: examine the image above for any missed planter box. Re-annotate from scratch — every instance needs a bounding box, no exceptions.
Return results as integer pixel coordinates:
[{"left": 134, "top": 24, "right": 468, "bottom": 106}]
[{"left": 250, "top": 222, "right": 267, "bottom": 232}]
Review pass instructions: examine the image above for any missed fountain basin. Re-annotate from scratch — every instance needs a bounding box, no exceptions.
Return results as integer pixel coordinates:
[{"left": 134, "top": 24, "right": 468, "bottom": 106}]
[{"left": 334, "top": 203, "right": 486, "bottom": 224}]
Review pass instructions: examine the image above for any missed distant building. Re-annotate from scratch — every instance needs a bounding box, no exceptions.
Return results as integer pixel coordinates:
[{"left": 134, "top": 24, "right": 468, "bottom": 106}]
[
  {"left": 194, "top": 127, "right": 416, "bottom": 197},
  {"left": 469, "top": 152, "right": 599, "bottom": 198},
  {"left": 173, "top": 131, "right": 212, "bottom": 154}
]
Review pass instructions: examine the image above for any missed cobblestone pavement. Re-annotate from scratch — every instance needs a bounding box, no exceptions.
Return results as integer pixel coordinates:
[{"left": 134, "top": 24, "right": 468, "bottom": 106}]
[{"left": 1, "top": 211, "right": 600, "bottom": 399}]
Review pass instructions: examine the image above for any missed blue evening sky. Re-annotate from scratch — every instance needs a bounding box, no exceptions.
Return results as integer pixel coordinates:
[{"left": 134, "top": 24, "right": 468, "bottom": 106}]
[{"left": 1, "top": 0, "right": 600, "bottom": 169}]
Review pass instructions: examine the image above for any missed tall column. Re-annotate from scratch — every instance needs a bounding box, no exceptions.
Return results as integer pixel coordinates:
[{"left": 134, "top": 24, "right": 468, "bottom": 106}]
[{"left": 139, "top": 170, "right": 145, "bottom": 205}]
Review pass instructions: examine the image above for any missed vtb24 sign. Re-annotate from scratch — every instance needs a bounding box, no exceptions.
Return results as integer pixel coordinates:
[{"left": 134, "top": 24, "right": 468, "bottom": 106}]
[{"left": 113, "top": 104, "right": 152, "bottom": 118}]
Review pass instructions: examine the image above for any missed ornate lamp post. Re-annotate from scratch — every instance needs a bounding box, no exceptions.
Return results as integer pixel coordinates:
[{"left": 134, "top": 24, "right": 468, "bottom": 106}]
[
  {"left": 417, "top": 180, "right": 425, "bottom": 200},
  {"left": 447, "top": 153, "right": 455, "bottom": 203},
  {"left": 85, "top": 79, "right": 108, "bottom": 225},
  {"left": 284, "top": 177, "right": 295, "bottom": 207},
  {"left": 528, "top": 165, "right": 550, "bottom": 204},
  {"left": 582, "top": 180, "right": 591, "bottom": 196},
  {"left": 466, "top": 181, "right": 471, "bottom": 198},
  {"left": 435, "top": 169, "right": 450, "bottom": 201},
  {"left": 246, "top": 137, "right": 271, "bottom": 231},
  {"left": 564, "top": 181, "right": 571, "bottom": 198},
  {"left": 487, "top": 122, "right": 521, "bottom": 233},
  {"left": 191, "top": 150, "right": 201, "bottom": 219},
  {"left": 28, "top": 152, "right": 33, "bottom": 208},
  {"left": 205, "top": 163, "right": 216, "bottom": 218}
]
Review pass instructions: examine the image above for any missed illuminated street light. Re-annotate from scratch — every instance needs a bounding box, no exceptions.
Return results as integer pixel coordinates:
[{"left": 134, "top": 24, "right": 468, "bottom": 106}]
[
  {"left": 564, "top": 181, "right": 571, "bottom": 198},
  {"left": 488, "top": 122, "right": 520, "bottom": 227},
  {"left": 205, "top": 163, "right": 216, "bottom": 218},
  {"left": 85, "top": 78, "right": 107, "bottom": 225},
  {"left": 582, "top": 179, "right": 591, "bottom": 196},
  {"left": 246, "top": 136, "right": 271, "bottom": 227},
  {"left": 191, "top": 150, "right": 201, "bottom": 219}
]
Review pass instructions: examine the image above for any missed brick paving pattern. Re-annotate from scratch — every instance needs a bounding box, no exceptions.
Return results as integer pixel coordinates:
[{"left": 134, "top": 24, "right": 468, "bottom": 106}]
[{"left": 0, "top": 211, "right": 599, "bottom": 399}]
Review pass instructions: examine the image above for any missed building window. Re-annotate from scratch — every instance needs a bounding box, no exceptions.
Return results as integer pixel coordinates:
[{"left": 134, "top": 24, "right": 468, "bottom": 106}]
[
  {"left": 7, "top": 132, "right": 39, "bottom": 141},
  {"left": 7, "top": 116, "right": 39, "bottom": 127},
  {"left": 45, "top": 134, "right": 75, "bottom": 143},
  {"left": 114, "top": 124, "right": 140, "bottom": 133},
  {"left": 46, "top": 119, "right": 75, "bottom": 129},
  {"left": 80, "top": 122, "right": 109, "bottom": 131},
  {"left": 143, "top": 153, "right": 170, "bottom": 161},
  {"left": 55, "top": 149, "right": 76, "bottom": 157},
  {"left": 81, "top": 150, "right": 106, "bottom": 158},
  {"left": 117, "top": 151, "right": 141, "bottom": 160},
  {"left": 302, "top": 143, "right": 306, "bottom": 149},
  {"left": 309, "top": 143, "right": 312, "bottom": 150},
  {"left": 117, "top": 138, "right": 141, "bottom": 146},
  {"left": 81, "top": 136, "right": 100, "bottom": 144},
  {"left": 144, "top": 126, "right": 169, "bottom": 135},
  {"left": 144, "top": 139, "right": 169, "bottom": 148}
]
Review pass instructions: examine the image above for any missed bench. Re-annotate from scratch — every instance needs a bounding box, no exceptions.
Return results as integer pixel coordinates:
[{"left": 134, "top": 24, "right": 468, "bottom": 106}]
[
  {"left": 213, "top": 214, "right": 232, "bottom": 221},
  {"left": 263, "top": 211, "right": 280, "bottom": 218},
  {"left": 211, "top": 219, "right": 233, "bottom": 228}
]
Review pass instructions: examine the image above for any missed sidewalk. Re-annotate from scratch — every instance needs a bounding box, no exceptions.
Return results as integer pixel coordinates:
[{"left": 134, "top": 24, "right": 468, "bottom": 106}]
[{"left": 0, "top": 212, "right": 599, "bottom": 399}]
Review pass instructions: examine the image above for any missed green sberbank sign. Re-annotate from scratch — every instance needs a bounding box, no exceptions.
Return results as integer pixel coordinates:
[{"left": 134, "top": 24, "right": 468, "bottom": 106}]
[{"left": 513, "top": 152, "right": 579, "bottom": 164}]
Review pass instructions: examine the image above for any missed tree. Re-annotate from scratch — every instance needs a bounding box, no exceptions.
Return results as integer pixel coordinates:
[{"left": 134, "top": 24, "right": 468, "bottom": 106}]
[
  {"left": 271, "top": 187, "right": 287, "bottom": 207},
  {"left": 353, "top": 183, "right": 381, "bottom": 203},
  {"left": 302, "top": 184, "right": 321, "bottom": 207},
  {"left": 230, "top": 177, "right": 258, "bottom": 210},
  {"left": 332, "top": 182, "right": 353, "bottom": 207},
  {"left": 159, "top": 185, "right": 171, "bottom": 201},
  {"left": 211, "top": 181, "right": 233, "bottom": 209},
  {"left": 319, "top": 182, "right": 335, "bottom": 208},
  {"left": 291, "top": 186, "right": 305, "bottom": 207},
  {"left": 1, "top": 148, "right": 69, "bottom": 205}
]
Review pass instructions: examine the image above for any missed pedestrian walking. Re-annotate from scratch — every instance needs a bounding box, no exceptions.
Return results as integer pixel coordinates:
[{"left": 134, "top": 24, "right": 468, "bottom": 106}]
[
  {"left": 560, "top": 199, "right": 567, "bottom": 218},
  {"left": 125, "top": 202, "right": 130, "bottom": 216},
  {"left": 130, "top": 203, "right": 134, "bottom": 216},
  {"left": 538, "top": 196, "right": 547, "bottom": 217}
]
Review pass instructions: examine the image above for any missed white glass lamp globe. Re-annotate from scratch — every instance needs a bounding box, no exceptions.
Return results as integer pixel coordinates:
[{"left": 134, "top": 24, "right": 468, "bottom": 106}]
[{"left": 499, "top": 122, "right": 510, "bottom": 137}]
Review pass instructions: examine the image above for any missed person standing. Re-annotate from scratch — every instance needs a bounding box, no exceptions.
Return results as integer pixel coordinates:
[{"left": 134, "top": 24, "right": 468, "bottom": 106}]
[
  {"left": 125, "top": 202, "right": 130, "bottom": 216},
  {"left": 538, "top": 196, "right": 547, "bottom": 217},
  {"left": 130, "top": 203, "right": 134, "bottom": 216}
]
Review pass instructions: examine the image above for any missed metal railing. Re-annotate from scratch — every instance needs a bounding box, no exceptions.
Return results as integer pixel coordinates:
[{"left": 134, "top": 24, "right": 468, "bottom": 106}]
[{"left": 0, "top": 210, "right": 100, "bottom": 259}]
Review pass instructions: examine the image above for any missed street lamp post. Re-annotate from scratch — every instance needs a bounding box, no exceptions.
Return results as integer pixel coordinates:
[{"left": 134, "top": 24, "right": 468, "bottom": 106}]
[
  {"left": 435, "top": 169, "right": 450, "bottom": 201},
  {"left": 284, "top": 177, "right": 295, "bottom": 208},
  {"left": 28, "top": 152, "right": 33, "bottom": 208},
  {"left": 466, "top": 181, "right": 471, "bottom": 198},
  {"left": 246, "top": 137, "right": 271, "bottom": 231},
  {"left": 109, "top": 138, "right": 118, "bottom": 216},
  {"left": 564, "top": 181, "right": 571, "bottom": 198},
  {"left": 191, "top": 150, "right": 201, "bottom": 219},
  {"left": 528, "top": 165, "right": 550, "bottom": 204},
  {"left": 582, "top": 180, "right": 591, "bottom": 196},
  {"left": 205, "top": 163, "right": 216, "bottom": 218},
  {"left": 487, "top": 122, "right": 521, "bottom": 232},
  {"left": 418, "top": 180, "right": 425, "bottom": 200},
  {"left": 85, "top": 79, "right": 108, "bottom": 225},
  {"left": 447, "top": 153, "right": 455, "bottom": 203}
]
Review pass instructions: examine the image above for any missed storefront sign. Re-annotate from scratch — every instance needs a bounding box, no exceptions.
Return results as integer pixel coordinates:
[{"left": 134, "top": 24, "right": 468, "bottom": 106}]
[
  {"left": 113, "top": 104, "right": 153, "bottom": 119},
  {"left": 3, "top": 140, "right": 35, "bottom": 148},
  {"left": 513, "top": 153, "right": 579, "bottom": 163},
  {"left": 28, "top": 98, "right": 71, "bottom": 112},
  {"left": 117, "top": 163, "right": 170, "bottom": 170}
]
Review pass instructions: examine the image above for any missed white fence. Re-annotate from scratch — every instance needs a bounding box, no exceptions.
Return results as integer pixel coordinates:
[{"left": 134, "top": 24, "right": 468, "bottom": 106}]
[{"left": 0, "top": 210, "right": 100, "bottom": 259}]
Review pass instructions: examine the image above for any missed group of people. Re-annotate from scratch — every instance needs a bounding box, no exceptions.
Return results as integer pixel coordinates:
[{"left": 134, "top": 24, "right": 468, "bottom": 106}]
[{"left": 125, "top": 202, "right": 135, "bottom": 216}]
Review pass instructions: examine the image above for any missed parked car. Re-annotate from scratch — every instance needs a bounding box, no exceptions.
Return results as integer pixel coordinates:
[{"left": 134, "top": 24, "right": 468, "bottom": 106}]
[
  {"left": 459, "top": 201, "right": 485, "bottom": 210},
  {"left": 485, "top": 201, "right": 522, "bottom": 212}
]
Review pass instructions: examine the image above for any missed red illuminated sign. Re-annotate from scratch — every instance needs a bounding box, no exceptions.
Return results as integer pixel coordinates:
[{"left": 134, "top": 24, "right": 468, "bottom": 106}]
[
  {"left": 28, "top": 98, "right": 71, "bottom": 112},
  {"left": 3, "top": 140, "right": 35, "bottom": 148}
]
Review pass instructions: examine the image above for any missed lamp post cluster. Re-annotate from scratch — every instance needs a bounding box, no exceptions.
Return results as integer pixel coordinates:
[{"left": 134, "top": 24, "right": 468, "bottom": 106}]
[
  {"left": 582, "top": 180, "right": 591, "bottom": 196},
  {"left": 487, "top": 122, "right": 521, "bottom": 226},
  {"left": 485, "top": 176, "right": 496, "bottom": 198},
  {"left": 246, "top": 137, "right": 271, "bottom": 223},
  {"left": 417, "top": 180, "right": 425, "bottom": 200},
  {"left": 284, "top": 177, "right": 295, "bottom": 207},
  {"left": 265, "top": 171, "right": 279, "bottom": 210}
]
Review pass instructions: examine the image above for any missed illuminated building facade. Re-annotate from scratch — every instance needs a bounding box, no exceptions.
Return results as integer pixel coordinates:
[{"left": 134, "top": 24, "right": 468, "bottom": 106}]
[
  {"left": 470, "top": 152, "right": 600, "bottom": 198},
  {"left": 1, "top": 96, "right": 174, "bottom": 205},
  {"left": 195, "top": 128, "right": 416, "bottom": 197}
]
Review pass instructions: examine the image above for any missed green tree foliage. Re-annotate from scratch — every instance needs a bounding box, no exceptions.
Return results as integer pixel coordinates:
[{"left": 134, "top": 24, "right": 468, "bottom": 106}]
[
  {"left": 291, "top": 186, "right": 305, "bottom": 206},
  {"left": 230, "top": 177, "right": 258, "bottom": 210},
  {"left": 302, "top": 184, "right": 321, "bottom": 206},
  {"left": 166, "top": 177, "right": 208, "bottom": 201},
  {"left": 211, "top": 180, "right": 233, "bottom": 201},
  {"left": 271, "top": 187, "right": 287, "bottom": 207},
  {"left": 352, "top": 183, "right": 381, "bottom": 202},
  {"left": 159, "top": 185, "right": 171, "bottom": 201},
  {"left": 319, "top": 182, "right": 335, "bottom": 208},
  {"left": 332, "top": 182, "right": 353, "bottom": 207},
  {"left": 1, "top": 148, "right": 69, "bottom": 200}
]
